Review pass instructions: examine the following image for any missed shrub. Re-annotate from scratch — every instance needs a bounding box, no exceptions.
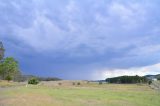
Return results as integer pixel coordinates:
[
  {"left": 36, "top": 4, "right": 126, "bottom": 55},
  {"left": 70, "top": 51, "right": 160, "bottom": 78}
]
[
  {"left": 72, "top": 82, "right": 75, "bottom": 85},
  {"left": 5, "top": 75, "right": 12, "bottom": 81},
  {"left": 77, "top": 82, "right": 81, "bottom": 85},
  {"left": 148, "top": 80, "right": 152, "bottom": 85},
  {"left": 28, "top": 77, "right": 39, "bottom": 85},
  {"left": 58, "top": 83, "right": 62, "bottom": 85}
]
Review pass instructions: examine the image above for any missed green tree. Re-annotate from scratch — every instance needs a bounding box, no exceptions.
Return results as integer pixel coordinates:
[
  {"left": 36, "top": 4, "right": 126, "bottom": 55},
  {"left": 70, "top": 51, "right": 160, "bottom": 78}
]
[
  {"left": 0, "top": 57, "right": 19, "bottom": 80},
  {"left": 5, "top": 75, "right": 12, "bottom": 81},
  {"left": 28, "top": 77, "right": 39, "bottom": 85}
]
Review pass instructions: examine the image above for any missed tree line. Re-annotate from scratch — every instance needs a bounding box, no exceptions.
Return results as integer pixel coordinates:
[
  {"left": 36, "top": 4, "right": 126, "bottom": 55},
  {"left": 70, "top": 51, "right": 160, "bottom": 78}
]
[{"left": 106, "top": 75, "right": 148, "bottom": 84}]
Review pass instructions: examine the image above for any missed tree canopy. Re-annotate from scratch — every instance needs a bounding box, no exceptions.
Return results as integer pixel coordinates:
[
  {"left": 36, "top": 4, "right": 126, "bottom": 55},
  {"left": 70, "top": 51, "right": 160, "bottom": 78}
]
[{"left": 0, "top": 57, "right": 19, "bottom": 81}]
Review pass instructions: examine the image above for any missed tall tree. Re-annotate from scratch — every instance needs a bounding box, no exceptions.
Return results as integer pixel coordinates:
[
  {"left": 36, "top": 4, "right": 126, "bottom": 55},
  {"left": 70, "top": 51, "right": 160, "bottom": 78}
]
[{"left": 0, "top": 57, "right": 19, "bottom": 81}]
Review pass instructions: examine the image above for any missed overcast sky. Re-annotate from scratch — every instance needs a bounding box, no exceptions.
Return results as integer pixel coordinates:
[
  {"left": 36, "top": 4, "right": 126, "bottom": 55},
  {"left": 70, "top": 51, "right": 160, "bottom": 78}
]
[{"left": 0, "top": 0, "right": 160, "bottom": 80}]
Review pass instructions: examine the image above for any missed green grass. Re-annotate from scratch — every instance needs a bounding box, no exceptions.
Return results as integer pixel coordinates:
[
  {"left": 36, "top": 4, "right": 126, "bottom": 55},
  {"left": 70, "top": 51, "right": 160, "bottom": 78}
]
[{"left": 0, "top": 82, "right": 160, "bottom": 106}]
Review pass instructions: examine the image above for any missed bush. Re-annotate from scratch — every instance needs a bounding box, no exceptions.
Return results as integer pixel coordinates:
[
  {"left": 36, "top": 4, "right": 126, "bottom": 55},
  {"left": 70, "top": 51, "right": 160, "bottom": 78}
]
[
  {"left": 72, "top": 82, "right": 75, "bottom": 85},
  {"left": 77, "top": 82, "right": 81, "bottom": 85},
  {"left": 58, "top": 83, "right": 62, "bottom": 85},
  {"left": 148, "top": 80, "right": 152, "bottom": 85},
  {"left": 28, "top": 78, "right": 39, "bottom": 85},
  {"left": 5, "top": 75, "right": 12, "bottom": 81}
]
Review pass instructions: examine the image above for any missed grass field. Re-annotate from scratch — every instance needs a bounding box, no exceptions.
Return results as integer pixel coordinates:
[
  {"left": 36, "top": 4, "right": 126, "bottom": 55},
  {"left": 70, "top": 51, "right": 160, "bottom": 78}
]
[{"left": 0, "top": 81, "right": 160, "bottom": 106}]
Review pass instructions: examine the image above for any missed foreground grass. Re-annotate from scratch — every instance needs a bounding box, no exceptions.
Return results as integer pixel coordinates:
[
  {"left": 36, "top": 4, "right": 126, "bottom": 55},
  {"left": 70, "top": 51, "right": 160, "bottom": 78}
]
[{"left": 0, "top": 81, "right": 160, "bottom": 106}]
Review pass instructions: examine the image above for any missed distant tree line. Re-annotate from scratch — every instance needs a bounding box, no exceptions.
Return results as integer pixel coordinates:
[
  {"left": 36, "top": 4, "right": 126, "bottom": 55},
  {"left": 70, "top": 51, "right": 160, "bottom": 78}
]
[
  {"left": 14, "top": 75, "right": 62, "bottom": 82},
  {"left": 106, "top": 75, "right": 148, "bottom": 84},
  {"left": 37, "top": 77, "right": 61, "bottom": 81}
]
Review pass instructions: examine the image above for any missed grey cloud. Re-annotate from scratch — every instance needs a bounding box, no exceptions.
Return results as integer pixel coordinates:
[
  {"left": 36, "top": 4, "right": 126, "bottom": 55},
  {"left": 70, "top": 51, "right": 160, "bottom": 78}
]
[{"left": 0, "top": 0, "right": 160, "bottom": 79}]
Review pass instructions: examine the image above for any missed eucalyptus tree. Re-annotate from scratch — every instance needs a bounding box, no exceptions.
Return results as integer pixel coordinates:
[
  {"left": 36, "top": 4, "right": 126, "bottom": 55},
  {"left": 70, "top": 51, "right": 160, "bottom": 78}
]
[
  {"left": 1, "top": 57, "right": 19, "bottom": 81},
  {"left": 0, "top": 42, "right": 19, "bottom": 81}
]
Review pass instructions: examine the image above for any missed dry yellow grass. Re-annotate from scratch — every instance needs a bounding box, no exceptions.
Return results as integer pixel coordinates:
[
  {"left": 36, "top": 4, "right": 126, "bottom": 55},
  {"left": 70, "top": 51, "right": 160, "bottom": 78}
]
[{"left": 0, "top": 80, "right": 160, "bottom": 106}]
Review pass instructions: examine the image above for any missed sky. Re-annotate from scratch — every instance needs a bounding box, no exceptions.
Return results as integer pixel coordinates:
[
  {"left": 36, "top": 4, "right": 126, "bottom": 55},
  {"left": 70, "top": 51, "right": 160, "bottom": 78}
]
[{"left": 0, "top": 0, "right": 160, "bottom": 80}]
